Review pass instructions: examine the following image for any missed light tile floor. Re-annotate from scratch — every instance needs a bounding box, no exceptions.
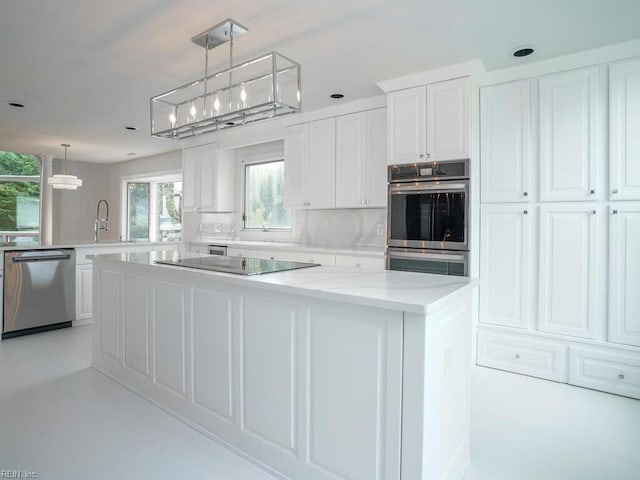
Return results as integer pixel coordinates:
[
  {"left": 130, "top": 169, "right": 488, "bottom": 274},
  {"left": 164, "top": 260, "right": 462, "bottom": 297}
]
[{"left": 0, "top": 325, "right": 638, "bottom": 480}]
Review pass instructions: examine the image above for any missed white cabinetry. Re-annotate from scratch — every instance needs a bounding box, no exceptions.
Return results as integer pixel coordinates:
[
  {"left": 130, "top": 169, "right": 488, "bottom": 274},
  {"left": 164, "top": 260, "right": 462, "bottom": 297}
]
[
  {"left": 183, "top": 142, "right": 234, "bottom": 212},
  {"left": 610, "top": 57, "right": 640, "bottom": 200},
  {"left": 480, "top": 79, "right": 533, "bottom": 202},
  {"left": 538, "top": 66, "right": 605, "bottom": 202},
  {"left": 569, "top": 346, "right": 640, "bottom": 400},
  {"left": 76, "top": 263, "right": 93, "bottom": 320},
  {"left": 538, "top": 205, "right": 600, "bottom": 339},
  {"left": 479, "top": 205, "right": 532, "bottom": 329},
  {"left": 335, "top": 108, "right": 387, "bottom": 208},
  {"left": 609, "top": 205, "right": 640, "bottom": 347},
  {"left": 284, "top": 118, "right": 336, "bottom": 210},
  {"left": 387, "top": 77, "right": 470, "bottom": 165}
]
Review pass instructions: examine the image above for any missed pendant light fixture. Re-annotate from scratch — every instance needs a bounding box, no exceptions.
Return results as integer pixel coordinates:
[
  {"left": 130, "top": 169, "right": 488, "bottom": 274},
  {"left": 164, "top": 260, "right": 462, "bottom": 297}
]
[
  {"left": 48, "top": 143, "right": 82, "bottom": 190},
  {"left": 150, "top": 18, "right": 301, "bottom": 139}
]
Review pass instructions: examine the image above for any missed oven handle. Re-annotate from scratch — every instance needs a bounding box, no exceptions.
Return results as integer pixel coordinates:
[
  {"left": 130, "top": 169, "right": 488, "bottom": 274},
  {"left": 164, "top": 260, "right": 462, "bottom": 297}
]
[
  {"left": 388, "top": 250, "right": 467, "bottom": 262},
  {"left": 388, "top": 183, "right": 468, "bottom": 193}
]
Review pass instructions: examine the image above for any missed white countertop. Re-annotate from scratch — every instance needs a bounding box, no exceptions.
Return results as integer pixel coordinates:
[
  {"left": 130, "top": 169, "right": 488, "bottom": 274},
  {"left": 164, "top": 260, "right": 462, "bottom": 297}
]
[{"left": 92, "top": 250, "right": 475, "bottom": 315}]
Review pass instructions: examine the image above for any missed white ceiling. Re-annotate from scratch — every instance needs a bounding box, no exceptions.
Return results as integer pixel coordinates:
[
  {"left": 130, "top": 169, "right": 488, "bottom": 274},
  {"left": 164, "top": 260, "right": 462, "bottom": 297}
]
[{"left": 1, "top": 0, "right": 639, "bottom": 163}]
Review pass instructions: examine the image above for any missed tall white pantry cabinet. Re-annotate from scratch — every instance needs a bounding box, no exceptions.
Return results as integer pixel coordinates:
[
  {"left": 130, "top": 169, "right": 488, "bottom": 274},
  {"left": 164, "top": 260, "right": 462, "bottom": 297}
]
[{"left": 478, "top": 57, "right": 640, "bottom": 400}]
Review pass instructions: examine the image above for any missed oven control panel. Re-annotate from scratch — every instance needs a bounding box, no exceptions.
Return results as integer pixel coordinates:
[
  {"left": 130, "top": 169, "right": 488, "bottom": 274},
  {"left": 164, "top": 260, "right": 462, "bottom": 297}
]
[{"left": 388, "top": 159, "right": 469, "bottom": 183}]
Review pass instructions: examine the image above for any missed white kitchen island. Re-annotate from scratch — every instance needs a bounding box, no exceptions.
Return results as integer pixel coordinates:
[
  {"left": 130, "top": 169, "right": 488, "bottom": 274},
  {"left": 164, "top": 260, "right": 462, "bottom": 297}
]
[{"left": 91, "top": 251, "right": 476, "bottom": 480}]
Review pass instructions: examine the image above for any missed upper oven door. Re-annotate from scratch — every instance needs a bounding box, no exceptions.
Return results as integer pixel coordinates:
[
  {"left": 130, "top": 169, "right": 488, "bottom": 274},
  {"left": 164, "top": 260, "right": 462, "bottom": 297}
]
[{"left": 388, "top": 181, "right": 469, "bottom": 250}]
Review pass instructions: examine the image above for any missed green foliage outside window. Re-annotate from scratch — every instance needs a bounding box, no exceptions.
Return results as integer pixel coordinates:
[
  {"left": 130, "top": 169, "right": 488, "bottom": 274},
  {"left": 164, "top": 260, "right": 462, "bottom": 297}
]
[{"left": 0, "top": 151, "right": 40, "bottom": 232}]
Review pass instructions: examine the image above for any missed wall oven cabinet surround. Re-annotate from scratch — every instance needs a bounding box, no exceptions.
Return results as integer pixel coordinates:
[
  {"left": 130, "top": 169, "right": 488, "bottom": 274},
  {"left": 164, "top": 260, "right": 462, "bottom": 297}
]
[
  {"left": 335, "top": 108, "right": 387, "bottom": 208},
  {"left": 183, "top": 142, "right": 235, "bottom": 213},
  {"left": 284, "top": 117, "right": 336, "bottom": 210},
  {"left": 387, "top": 77, "right": 470, "bottom": 165}
]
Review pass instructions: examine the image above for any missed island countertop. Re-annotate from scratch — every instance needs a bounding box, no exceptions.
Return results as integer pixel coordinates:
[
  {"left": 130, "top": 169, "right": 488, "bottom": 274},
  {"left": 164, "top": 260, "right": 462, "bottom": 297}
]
[{"left": 92, "top": 249, "right": 475, "bottom": 315}]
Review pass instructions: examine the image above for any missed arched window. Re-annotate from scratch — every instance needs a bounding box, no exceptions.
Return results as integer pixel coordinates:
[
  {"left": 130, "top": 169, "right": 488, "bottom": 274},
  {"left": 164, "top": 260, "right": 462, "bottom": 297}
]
[{"left": 0, "top": 151, "right": 41, "bottom": 242}]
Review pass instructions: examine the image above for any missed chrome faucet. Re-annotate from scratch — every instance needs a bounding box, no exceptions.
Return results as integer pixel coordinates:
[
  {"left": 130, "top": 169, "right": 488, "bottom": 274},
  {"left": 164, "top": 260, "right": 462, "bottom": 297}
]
[{"left": 95, "top": 199, "right": 109, "bottom": 242}]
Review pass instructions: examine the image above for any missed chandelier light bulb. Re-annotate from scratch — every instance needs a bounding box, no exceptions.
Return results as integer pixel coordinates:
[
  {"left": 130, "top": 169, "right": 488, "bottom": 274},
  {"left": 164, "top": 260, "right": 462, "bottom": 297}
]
[
  {"left": 240, "top": 87, "right": 247, "bottom": 104},
  {"left": 169, "top": 112, "right": 177, "bottom": 126},
  {"left": 190, "top": 104, "right": 197, "bottom": 118},
  {"left": 213, "top": 97, "right": 221, "bottom": 114}
]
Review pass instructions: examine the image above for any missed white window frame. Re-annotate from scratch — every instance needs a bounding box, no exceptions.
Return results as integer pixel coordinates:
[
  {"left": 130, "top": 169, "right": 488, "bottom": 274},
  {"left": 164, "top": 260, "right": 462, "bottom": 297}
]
[{"left": 120, "top": 171, "right": 182, "bottom": 242}]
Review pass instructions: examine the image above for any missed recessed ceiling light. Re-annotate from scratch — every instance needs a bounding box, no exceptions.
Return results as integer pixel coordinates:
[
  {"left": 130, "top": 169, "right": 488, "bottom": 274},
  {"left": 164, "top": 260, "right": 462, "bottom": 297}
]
[
  {"left": 330, "top": 93, "right": 344, "bottom": 99},
  {"left": 8, "top": 101, "right": 25, "bottom": 108},
  {"left": 513, "top": 47, "right": 535, "bottom": 58},
  {"left": 124, "top": 126, "right": 138, "bottom": 131}
]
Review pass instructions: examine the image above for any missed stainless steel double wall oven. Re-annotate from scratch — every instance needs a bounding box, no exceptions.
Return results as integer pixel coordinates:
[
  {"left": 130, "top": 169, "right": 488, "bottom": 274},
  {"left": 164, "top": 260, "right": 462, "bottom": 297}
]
[{"left": 387, "top": 159, "right": 469, "bottom": 276}]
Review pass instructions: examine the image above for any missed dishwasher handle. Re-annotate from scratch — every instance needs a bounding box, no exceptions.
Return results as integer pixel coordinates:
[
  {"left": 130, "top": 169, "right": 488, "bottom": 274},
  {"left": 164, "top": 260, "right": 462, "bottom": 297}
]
[{"left": 12, "top": 253, "right": 73, "bottom": 263}]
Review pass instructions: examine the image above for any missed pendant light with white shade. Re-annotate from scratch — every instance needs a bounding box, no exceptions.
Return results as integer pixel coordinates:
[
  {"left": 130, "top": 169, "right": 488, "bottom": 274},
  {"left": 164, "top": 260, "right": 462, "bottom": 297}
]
[{"left": 48, "top": 143, "right": 82, "bottom": 190}]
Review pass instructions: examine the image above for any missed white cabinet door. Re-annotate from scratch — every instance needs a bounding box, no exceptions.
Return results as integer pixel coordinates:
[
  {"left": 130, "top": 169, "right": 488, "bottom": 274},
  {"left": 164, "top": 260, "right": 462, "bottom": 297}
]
[
  {"left": 365, "top": 108, "right": 388, "bottom": 207},
  {"left": 610, "top": 57, "right": 640, "bottom": 200},
  {"left": 387, "top": 86, "right": 426, "bottom": 165},
  {"left": 480, "top": 79, "right": 533, "bottom": 203},
  {"left": 336, "top": 112, "right": 367, "bottom": 208},
  {"left": 76, "top": 264, "right": 93, "bottom": 320},
  {"left": 426, "top": 77, "right": 470, "bottom": 161},
  {"left": 479, "top": 205, "right": 533, "bottom": 329},
  {"left": 284, "top": 118, "right": 335, "bottom": 210},
  {"left": 538, "top": 205, "right": 600, "bottom": 339},
  {"left": 306, "top": 118, "right": 336, "bottom": 209},
  {"left": 539, "top": 66, "right": 604, "bottom": 201},
  {"left": 284, "top": 123, "right": 307, "bottom": 209},
  {"left": 609, "top": 205, "right": 640, "bottom": 347},
  {"left": 335, "top": 108, "right": 387, "bottom": 208},
  {"left": 182, "top": 143, "right": 229, "bottom": 212},
  {"left": 182, "top": 149, "right": 198, "bottom": 212}
]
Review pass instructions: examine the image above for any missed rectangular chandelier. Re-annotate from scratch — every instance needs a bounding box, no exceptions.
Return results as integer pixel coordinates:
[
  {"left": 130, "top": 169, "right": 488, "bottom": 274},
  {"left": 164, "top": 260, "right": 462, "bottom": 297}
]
[{"left": 150, "top": 19, "right": 301, "bottom": 140}]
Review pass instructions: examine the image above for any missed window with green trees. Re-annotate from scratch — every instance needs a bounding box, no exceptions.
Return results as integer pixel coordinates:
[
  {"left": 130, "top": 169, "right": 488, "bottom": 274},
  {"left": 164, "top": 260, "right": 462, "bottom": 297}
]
[
  {"left": 0, "top": 151, "right": 40, "bottom": 242},
  {"left": 125, "top": 177, "right": 182, "bottom": 242},
  {"left": 244, "top": 160, "right": 291, "bottom": 230}
]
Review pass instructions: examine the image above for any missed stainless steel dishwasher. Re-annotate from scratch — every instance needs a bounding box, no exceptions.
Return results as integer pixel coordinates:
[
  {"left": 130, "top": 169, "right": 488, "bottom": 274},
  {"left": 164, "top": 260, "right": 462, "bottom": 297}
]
[{"left": 2, "top": 249, "right": 75, "bottom": 339}]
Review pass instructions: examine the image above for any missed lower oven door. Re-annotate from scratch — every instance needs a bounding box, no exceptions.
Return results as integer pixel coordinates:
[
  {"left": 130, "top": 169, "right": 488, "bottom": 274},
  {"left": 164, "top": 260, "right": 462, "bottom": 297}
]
[{"left": 387, "top": 248, "right": 468, "bottom": 276}]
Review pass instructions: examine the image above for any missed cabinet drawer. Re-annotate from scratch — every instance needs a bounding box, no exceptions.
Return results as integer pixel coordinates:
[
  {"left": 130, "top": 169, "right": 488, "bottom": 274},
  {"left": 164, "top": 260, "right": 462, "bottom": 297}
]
[
  {"left": 477, "top": 331, "right": 567, "bottom": 382},
  {"left": 289, "top": 252, "right": 335, "bottom": 266},
  {"left": 569, "top": 346, "right": 640, "bottom": 400},
  {"left": 334, "top": 254, "right": 385, "bottom": 270}
]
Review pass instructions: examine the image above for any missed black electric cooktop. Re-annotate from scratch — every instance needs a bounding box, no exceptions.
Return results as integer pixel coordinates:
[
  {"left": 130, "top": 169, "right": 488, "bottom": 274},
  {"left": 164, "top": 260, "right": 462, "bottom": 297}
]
[{"left": 155, "top": 255, "right": 320, "bottom": 276}]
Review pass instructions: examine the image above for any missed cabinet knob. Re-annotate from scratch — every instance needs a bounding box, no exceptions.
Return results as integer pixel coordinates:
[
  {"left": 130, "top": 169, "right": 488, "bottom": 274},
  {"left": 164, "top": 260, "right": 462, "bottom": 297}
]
[
  {"left": 618, "top": 373, "right": 625, "bottom": 380},
  {"left": 523, "top": 192, "right": 528, "bottom": 197},
  {"left": 360, "top": 200, "right": 364, "bottom": 205},
  {"left": 365, "top": 200, "right": 369, "bottom": 205},
  {"left": 590, "top": 189, "right": 596, "bottom": 195},
  {"left": 514, "top": 354, "right": 520, "bottom": 359},
  {"left": 612, "top": 189, "right": 618, "bottom": 194},
  {"left": 612, "top": 209, "right": 619, "bottom": 215},
  {"left": 591, "top": 210, "right": 597, "bottom": 214},
  {"left": 523, "top": 210, "right": 528, "bottom": 215}
]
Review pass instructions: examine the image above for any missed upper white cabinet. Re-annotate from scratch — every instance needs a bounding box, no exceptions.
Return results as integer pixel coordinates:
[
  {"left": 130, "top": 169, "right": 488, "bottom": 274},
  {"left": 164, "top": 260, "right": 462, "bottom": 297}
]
[
  {"left": 183, "top": 143, "right": 234, "bottom": 212},
  {"left": 538, "top": 205, "right": 601, "bottom": 339},
  {"left": 426, "top": 77, "right": 470, "bottom": 162},
  {"left": 479, "top": 205, "right": 533, "bottom": 329},
  {"left": 609, "top": 205, "right": 640, "bottom": 347},
  {"left": 610, "top": 57, "right": 640, "bottom": 200},
  {"left": 387, "top": 77, "right": 470, "bottom": 164},
  {"left": 480, "top": 80, "right": 533, "bottom": 203},
  {"left": 538, "top": 66, "right": 605, "bottom": 202},
  {"left": 284, "top": 117, "right": 336, "bottom": 210},
  {"left": 335, "top": 108, "right": 387, "bottom": 208}
]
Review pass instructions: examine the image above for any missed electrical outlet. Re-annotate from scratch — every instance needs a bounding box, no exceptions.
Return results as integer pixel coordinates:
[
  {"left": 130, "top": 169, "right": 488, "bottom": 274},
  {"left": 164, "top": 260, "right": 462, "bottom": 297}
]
[
  {"left": 214, "top": 223, "right": 222, "bottom": 233},
  {"left": 376, "top": 224, "right": 384, "bottom": 236}
]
